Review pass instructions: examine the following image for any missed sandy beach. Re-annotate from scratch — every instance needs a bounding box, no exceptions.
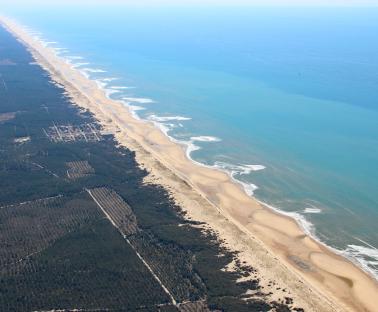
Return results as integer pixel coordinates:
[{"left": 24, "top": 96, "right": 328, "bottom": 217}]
[{"left": 2, "top": 16, "right": 377, "bottom": 312}]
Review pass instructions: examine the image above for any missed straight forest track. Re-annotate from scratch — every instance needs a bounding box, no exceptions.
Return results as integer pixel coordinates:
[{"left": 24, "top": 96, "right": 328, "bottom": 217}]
[{"left": 86, "top": 188, "right": 178, "bottom": 306}]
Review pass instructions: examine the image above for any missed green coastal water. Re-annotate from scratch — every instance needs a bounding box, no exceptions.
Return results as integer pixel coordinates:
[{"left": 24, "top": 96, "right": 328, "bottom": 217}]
[{"left": 4, "top": 5, "right": 378, "bottom": 278}]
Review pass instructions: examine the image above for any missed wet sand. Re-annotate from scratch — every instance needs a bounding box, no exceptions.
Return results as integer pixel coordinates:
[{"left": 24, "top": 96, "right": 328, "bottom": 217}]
[{"left": 2, "top": 16, "right": 377, "bottom": 312}]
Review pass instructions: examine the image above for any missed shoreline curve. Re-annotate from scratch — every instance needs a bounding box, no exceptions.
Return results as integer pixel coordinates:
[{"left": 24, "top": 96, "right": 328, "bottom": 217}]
[{"left": 2, "top": 16, "right": 377, "bottom": 312}]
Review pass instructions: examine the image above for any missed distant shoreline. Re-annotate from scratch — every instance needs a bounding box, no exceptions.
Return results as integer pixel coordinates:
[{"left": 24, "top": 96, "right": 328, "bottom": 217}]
[{"left": 2, "top": 16, "right": 377, "bottom": 312}]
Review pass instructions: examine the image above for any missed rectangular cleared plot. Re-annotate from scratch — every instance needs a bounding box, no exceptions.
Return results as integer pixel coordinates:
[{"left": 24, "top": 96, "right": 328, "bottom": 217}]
[
  {"left": 66, "top": 160, "right": 94, "bottom": 179},
  {"left": 178, "top": 300, "right": 210, "bottom": 312},
  {"left": 87, "top": 187, "right": 139, "bottom": 236}
]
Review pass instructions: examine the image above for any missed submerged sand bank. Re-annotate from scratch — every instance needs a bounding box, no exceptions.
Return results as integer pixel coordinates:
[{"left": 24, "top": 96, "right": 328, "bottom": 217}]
[{"left": 2, "top": 17, "right": 377, "bottom": 312}]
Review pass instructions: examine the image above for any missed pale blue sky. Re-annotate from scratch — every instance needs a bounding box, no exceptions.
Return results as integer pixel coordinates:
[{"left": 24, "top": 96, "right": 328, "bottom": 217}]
[{"left": 1, "top": 0, "right": 378, "bottom": 6}]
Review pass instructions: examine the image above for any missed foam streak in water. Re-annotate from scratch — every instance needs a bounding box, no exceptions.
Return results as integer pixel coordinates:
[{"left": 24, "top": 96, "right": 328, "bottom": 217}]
[
  {"left": 303, "top": 207, "right": 322, "bottom": 214},
  {"left": 213, "top": 161, "right": 265, "bottom": 195},
  {"left": 149, "top": 114, "right": 192, "bottom": 122},
  {"left": 110, "top": 86, "right": 135, "bottom": 90},
  {"left": 191, "top": 136, "right": 222, "bottom": 142},
  {"left": 122, "top": 97, "right": 155, "bottom": 104},
  {"left": 82, "top": 67, "right": 106, "bottom": 73},
  {"left": 71, "top": 62, "right": 90, "bottom": 68}
]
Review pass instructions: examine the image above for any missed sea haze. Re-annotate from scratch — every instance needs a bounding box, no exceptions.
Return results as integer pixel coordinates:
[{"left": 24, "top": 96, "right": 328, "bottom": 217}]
[{"left": 6, "top": 5, "right": 378, "bottom": 278}]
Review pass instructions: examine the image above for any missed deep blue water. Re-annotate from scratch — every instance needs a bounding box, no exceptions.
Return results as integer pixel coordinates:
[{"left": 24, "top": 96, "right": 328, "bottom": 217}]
[{"left": 4, "top": 5, "right": 378, "bottom": 278}]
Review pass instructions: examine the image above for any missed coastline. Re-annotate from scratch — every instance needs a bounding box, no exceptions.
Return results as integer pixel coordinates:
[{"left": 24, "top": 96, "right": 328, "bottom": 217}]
[{"left": 2, "top": 16, "right": 377, "bottom": 312}]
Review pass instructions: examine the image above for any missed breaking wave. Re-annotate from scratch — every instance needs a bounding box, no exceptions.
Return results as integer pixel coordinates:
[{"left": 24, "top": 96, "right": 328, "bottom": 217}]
[
  {"left": 148, "top": 114, "right": 192, "bottom": 122},
  {"left": 122, "top": 97, "right": 155, "bottom": 104},
  {"left": 303, "top": 207, "right": 322, "bottom": 214}
]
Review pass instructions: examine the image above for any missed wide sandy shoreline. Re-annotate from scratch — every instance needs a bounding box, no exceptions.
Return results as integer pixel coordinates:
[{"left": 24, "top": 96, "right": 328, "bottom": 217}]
[{"left": 2, "top": 17, "right": 377, "bottom": 312}]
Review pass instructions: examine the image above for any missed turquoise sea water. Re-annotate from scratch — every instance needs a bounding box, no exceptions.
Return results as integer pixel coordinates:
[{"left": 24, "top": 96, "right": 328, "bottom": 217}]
[{"left": 4, "top": 6, "right": 378, "bottom": 278}]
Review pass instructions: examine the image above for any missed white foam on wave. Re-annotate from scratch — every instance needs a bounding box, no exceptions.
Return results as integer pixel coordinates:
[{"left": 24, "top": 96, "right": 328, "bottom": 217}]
[
  {"left": 144, "top": 116, "right": 221, "bottom": 162},
  {"left": 94, "top": 80, "right": 132, "bottom": 100},
  {"left": 53, "top": 48, "right": 69, "bottom": 56},
  {"left": 162, "top": 152, "right": 261, "bottom": 198},
  {"left": 66, "top": 55, "right": 84, "bottom": 60},
  {"left": 33, "top": 36, "right": 41, "bottom": 41},
  {"left": 53, "top": 47, "right": 67, "bottom": 51},
  {"left": 257, "top": 201, "right": 378, "bottom": 280},
  {"left": 130, "top": 105, "right": 146, "bottom": 111},
  {"left": 214, "top": 162, "right": 265, "bottom": 175},
  {"left": 191, "top": 136, "right": 222, "bottom": 142},
  {"left": 110, "top": 86, "right": 135, "bottom": 90},
  {"left": 186, "top": 141, "right": 201, "bottom": 155},
  {"left": 105, "top": 89, "right": 121, "bottom": 97},
  {"left": 94, "top": 78, "right": 120, "bottom": 89},
  {"left": 342, "top": 244, "right": 378, "bottom": 280},
  {"left": 258, "top": 200, "right": 317, "bottom": 237},
  {"left": 95, "top": 79, "right": 106, "bottom": 89},
  {"left": 149, "top": 120, "right": 175, "bottom": 137},
  {"left": 146, "top": 115, "right": 186, "bottom": 129},
  {"left": 148, "top": 114, "right": 191, "bottom": 122},
  {"left": 122, "top": 97, "right": 155, "bottom": 104},
  {"left": 102, "top": 77, "right": 119, "bottom": 82},
  {"left": 239, "top": 181, "right": 258, "bottom": 196},
  {"left": 246, "top": 164, "right": 266, "bottom": 171},
  {"left": 303, "top": 207, "right": 322, "bottom": 214},
  {"left": 28, "top": 30, "right": 42, "bottom": 37},
  {"left": 40, "top": 40, "right": 58, "bottom": 48},
  {"left": 121, "top": 102, "right": 146, "bottom": 120},
  {"left": 212, "top": 161, "right": 265, "bottom": 195},
  {"left": 44, "top": 41, "right": 58, "bottom": 47},
  {"left": 71, "top": 62, "right": 90, "bottom": 68},
  {"left": 82, "top": 67, "right": 106, "bottom": 73},
  {"left": 80, "top": 71, "right": 90, "bottom": 79},
  {"left": 208, "top": 162, "right": 321, "bottom": 242},
  {"left": 183, "top": 137, "right": 222, "bottom": 163}
]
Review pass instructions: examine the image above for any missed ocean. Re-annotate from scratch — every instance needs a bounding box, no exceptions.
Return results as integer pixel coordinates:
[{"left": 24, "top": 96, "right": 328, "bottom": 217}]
[{"left": 4, "top": 5, "right": 378, "bottom": 278}]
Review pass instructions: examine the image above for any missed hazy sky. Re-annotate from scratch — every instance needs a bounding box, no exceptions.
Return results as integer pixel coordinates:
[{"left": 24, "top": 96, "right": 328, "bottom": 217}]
[{"left": 1, "top": 0, "right": 378, "bottom": 6}]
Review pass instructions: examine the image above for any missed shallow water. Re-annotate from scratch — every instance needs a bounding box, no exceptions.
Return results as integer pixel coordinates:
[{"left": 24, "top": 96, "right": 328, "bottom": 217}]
[{"left": 5, "top": 5, "right": 378, "bottom": 278}]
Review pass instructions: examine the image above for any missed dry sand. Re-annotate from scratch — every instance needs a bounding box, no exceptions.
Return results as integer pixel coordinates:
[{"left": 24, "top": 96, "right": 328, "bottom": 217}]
[{"left": 2, "top": 17, "right": 377, "bottom": 312}]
